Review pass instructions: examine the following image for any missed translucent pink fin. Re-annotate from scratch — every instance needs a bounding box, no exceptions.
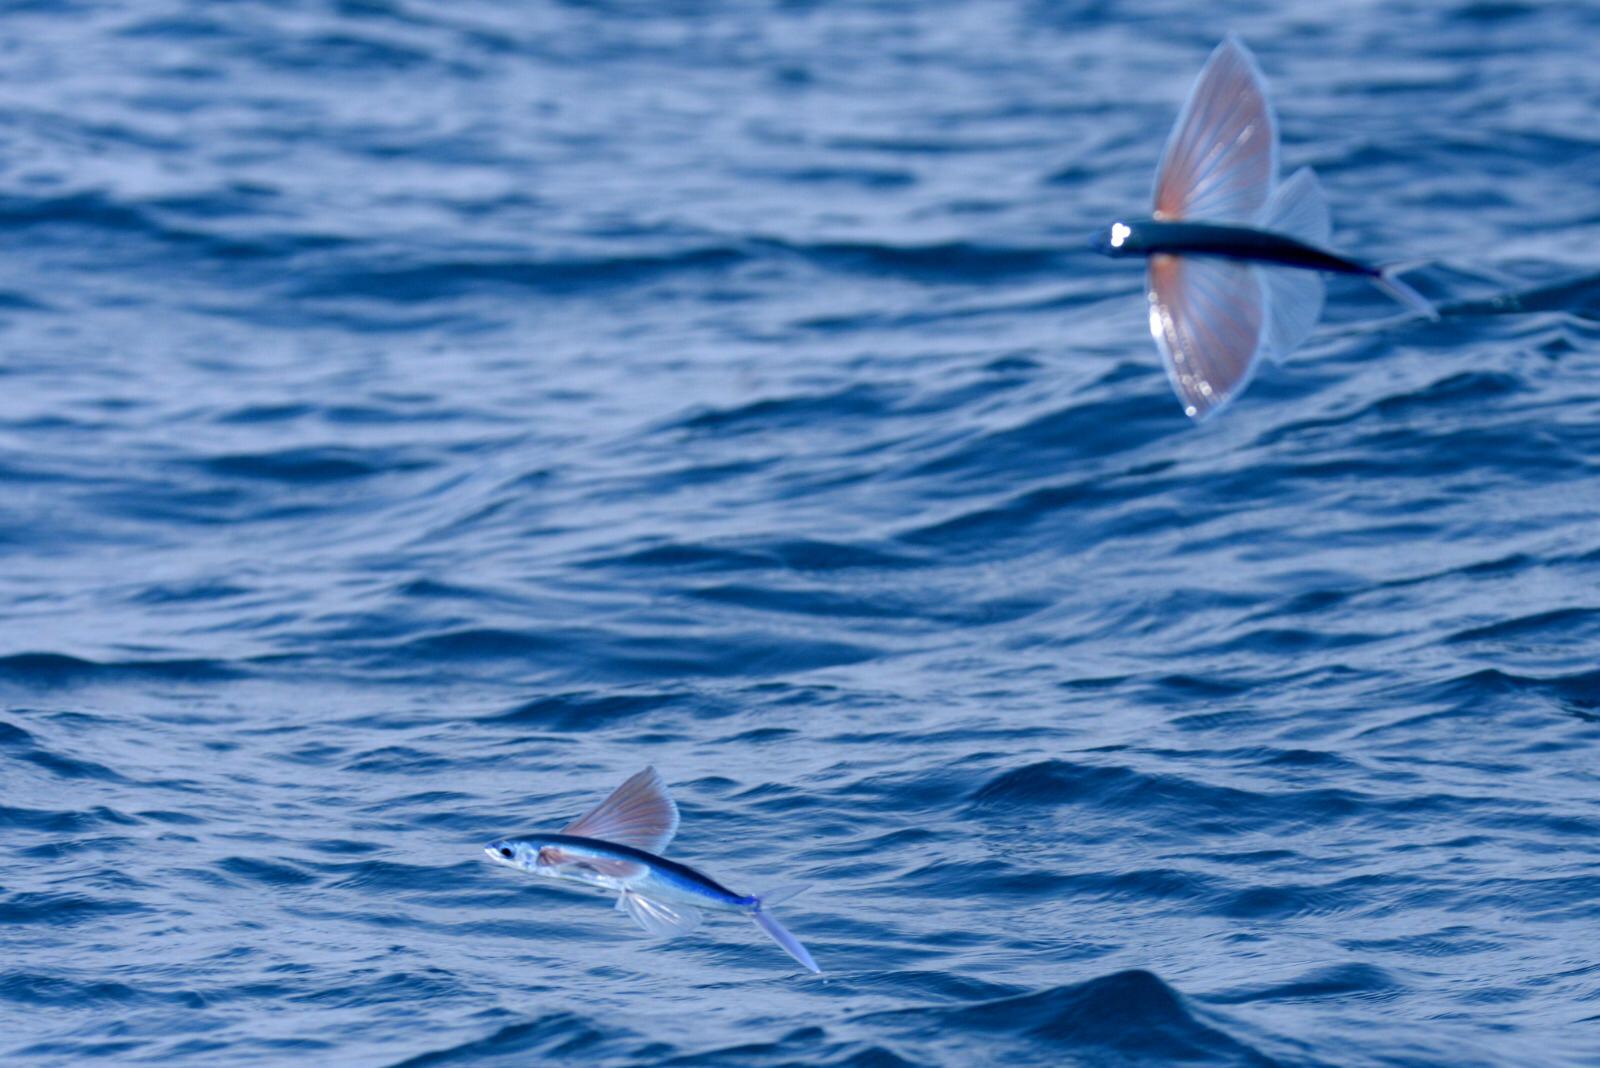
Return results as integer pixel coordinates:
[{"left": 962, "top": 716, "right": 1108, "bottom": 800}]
[
  {"left": 1148, "top": 253, "right": 1267, "bottom": 421},
  {"left": 1153, "top": 36, "right": 1277, "bottom": 223},
  {"left": 617, "top": 890, "right": 701, "bottom": 937},
  {"left": 751, "top": 907, "right": 821, "bottom": 974},
  {"left": 562, "top": 767, "right": 679, "bottom": 854}
]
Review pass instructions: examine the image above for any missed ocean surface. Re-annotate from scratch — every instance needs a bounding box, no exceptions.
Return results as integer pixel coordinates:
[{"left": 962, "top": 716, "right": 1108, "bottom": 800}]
[{"left": 3, "top": 1, "right": 1599, "bottom": 1065}]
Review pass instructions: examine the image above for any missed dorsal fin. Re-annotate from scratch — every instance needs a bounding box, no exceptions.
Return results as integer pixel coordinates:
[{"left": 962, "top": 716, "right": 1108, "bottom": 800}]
[
  {"left": 1153, "top": 36, "right": 1278, "bottom": 223},
  {"left": 562, "top": 767, "right": 679, "bottom": 855}
]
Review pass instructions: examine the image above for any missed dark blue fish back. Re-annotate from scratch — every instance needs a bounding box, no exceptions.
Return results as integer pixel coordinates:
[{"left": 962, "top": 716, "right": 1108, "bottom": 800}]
[{"left": 2, "top": 2, "right": 1598, "bottom": 1066}]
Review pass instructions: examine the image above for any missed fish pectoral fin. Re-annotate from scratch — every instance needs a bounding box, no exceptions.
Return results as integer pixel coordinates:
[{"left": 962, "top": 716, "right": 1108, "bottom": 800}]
[
  {"left": 617, "top": 890, "right": 702, "bottom": 938},
  {"left": 1148, "top": 254, "right": 1267, "bottom": 421},
  {"left": 1153, "top": 36, "right": 1275, "bottom": 223}
]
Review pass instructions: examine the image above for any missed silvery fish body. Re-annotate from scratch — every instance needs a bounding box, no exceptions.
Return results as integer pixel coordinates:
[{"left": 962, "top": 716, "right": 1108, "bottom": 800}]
[
  {"left": 488, "top": 833, "right": 753, "bottom": 910},
  {"left": 485, "top": 767, "right": 820, "bottom": 974}
]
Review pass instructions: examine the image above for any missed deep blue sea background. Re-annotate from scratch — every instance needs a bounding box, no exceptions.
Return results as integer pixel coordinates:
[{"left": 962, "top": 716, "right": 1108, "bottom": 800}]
[{"left": 3, "top": 1, "right": 1599, "bottom": 1064}]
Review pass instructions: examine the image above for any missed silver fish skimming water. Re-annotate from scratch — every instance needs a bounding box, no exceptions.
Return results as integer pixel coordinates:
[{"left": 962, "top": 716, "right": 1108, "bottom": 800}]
[
  {"left": 1094, "top": 36, "right": 1437, "bottom": 420},
  {"left": 485, "top": 767, "right": 821, "bottom": 974}
]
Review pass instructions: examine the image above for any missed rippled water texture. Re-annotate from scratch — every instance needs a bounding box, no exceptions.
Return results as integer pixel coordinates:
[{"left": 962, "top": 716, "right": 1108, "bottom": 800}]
[{"left": 4, "top": 1, "right": 1599, "bottom": 1065}]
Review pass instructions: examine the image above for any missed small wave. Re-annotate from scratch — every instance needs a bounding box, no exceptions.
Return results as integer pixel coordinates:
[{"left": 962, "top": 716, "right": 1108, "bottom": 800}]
[
  {"left": 293, "top": 245, "right": 748, "bottom": 303},
  {"left": 1206, "top": 962, "right": 1401, "bottom": 1006},
  {"left": 342, "top": 746, "right": 453, "bottom": 775},
  {"left": 0, "top": 189, "right": 348, "bottom": 263},
  {"left": 389, "top": 627, "right": 564, "bottom": 662},
  {"left": 321, "top": 859, "right": 454, "bottom": 893},
  {"left": 737, "top": 164, "right": 917, "bottom": 189},
  {"left": 197, "top": 446, "right": 427, "bottom": 484},
  {"left": 1441, "top": 271, "right": 1600, "bottom": 319},
  {"left": 0, "top": 719, "right": 125, "bottom": 782},
  {"left": 863, "top": 969, "right": 1282, "bottom": 1066},
  {"left": 901, "top": 392, "right": 1175, "bottom": 488},
  {"left": 487, "top": 690, "right": 694, "bottom": 730},
  {"left": 217, "top": 856, "right": 318, "bottom": 889},
  {"left": 590, "top": 537, "right": 919, "bottom": 574},
  {"left": 968, "top": 759, "right": 1389, "bottom": 840},
  {"left": 0, "top": 803, "right": 136, "bottom": 834},
  {"left": 391, "top": 1012, "right": 635, "bottom": 1067},
  {"left": 673, "top": 384, "right": 896, "bottom": 434},
  {"left": 0, "top": 973, "right": 201, "bottom": 1009},
  {"left": 0, "top": 890, "right": 147, "bottom": 926},
  {"left": 380, "top": 623, "right": 879, "bottom": 681},
  {"left": 1446, "top": 606, "right": 1598, "bottom": 644},
  {"left": 0, "top": 652, "right": 241, "bottom": 686},
  {"left": 584, "top": 541, "right": 779, "bottom": 573},
  {"left": 778, "top": 238, "right": 1068, "bottom": 281}
]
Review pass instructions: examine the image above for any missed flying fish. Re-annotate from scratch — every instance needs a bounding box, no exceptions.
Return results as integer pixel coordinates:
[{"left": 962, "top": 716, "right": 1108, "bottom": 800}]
[
  {"left": 1094, "top": 36, "right": 1436, "bottom": 420},
  {"left": 485, "top": 767, "right": 821, "bottom": 974}
]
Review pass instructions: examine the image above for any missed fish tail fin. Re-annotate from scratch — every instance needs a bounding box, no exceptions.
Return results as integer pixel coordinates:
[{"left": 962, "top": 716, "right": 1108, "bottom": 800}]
[
  {"left": 1376, "top": 266, "right": 1440, "bottom": 320},
  {"left": 755, "top": 883, "right": 809, "bottom": 907},
  {"left": 749, "top": 886, "right": 821, "bottom": 974}
]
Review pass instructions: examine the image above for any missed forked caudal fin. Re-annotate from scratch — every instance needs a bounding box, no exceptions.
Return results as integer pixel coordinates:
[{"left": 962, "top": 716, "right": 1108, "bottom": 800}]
[
  {"left": 751, "top": 909, "right": 821, "bottom": 975},
  {"left": 1375, "top": 267, "right": 1440, "bottom": 320},
  {"left": 750, "top": 885, "right": 820, "bottom": 974},
  {"left": 755, "top": 883, "right": 809, "bottom": 908}
]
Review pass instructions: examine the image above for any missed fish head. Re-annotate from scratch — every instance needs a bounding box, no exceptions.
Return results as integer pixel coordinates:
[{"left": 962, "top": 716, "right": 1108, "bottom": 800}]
[
  {"left": 485, "top": 837, "right": 601, "bottom": 882},
  {"left": 485, "top": 836, "right": 642, "bottom": 890},
  {"left": 1092, "top": 221, "right": 1140, "bottom": 258},
  {"left": 484, "top": 838, "right": 551, "bottom": 875}
]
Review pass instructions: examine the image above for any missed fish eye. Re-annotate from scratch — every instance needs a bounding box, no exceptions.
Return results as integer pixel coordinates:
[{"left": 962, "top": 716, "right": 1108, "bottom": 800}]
[{"left": 499, "top": 847, "right": 513, "bottom": 858}]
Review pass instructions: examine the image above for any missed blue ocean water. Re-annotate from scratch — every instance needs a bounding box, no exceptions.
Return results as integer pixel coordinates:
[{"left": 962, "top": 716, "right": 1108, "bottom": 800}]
[{"left": 3, "top": 0, "right": 1599, "bottom": 1064}]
